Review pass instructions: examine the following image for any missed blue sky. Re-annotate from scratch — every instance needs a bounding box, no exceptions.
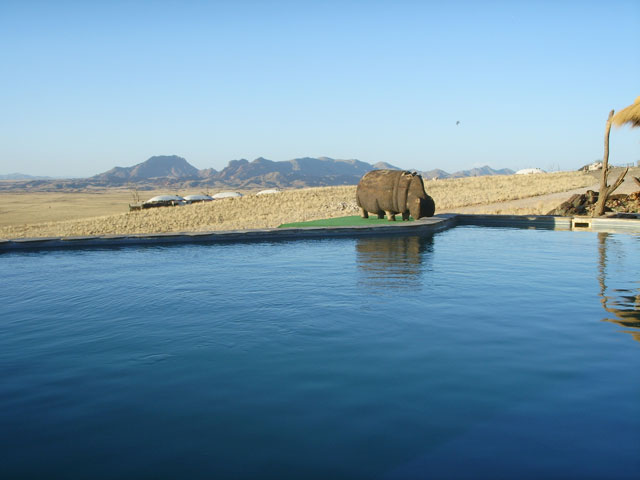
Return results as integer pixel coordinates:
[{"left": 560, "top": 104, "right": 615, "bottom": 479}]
[{"left": 1, "top": 0, "right": 638, "bottom": 177}]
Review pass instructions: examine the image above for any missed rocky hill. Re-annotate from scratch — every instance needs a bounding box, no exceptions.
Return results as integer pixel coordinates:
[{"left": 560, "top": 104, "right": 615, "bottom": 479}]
[
  {"left": 92, "top": 155, "right": 201, "bottom": 183},
  {"left": 372, "top": 161, "right": 401, "bottom": 170},
  {"left": 421, "top": 168, "right": 451, "bottom": 180}
]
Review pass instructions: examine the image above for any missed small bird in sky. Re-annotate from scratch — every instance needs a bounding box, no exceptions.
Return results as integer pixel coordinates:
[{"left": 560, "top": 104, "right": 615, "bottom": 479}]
[{"left": 456, "top": 120, "right": 460, "bottom": 126}]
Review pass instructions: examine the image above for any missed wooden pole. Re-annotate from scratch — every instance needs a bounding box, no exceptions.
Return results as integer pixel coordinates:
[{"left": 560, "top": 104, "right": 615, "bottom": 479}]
[{"left": 594, "top": 110, "right": 629, "bottom": 216}]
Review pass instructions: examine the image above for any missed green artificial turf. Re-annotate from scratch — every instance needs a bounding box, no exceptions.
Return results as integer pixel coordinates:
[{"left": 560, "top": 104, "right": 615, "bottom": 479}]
[{"left": 278, "top": 215, "right": 414, "bottom": 228}]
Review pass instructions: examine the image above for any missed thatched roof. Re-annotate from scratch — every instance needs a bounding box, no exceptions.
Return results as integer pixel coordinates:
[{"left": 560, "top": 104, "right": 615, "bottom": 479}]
[{"left": 612, "top": 96, "right": 640, "bottom": 128}]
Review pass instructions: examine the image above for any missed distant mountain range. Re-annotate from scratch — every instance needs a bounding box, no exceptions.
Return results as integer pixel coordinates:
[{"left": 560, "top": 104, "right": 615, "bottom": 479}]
[
  {"left": 0, "top": 173, "right": 54, "bottom": 180},
  {"left": 89, "top": 155, "right": 406, "bottom": 188},
  {"left": 1, "top": 155, "right": 514, "bottom": 190},
  {"left": 422, "top": 165, "right": 514, "bottom": 179}
]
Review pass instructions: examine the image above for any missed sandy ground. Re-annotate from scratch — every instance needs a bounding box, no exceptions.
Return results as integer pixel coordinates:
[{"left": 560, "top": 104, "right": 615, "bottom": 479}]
[
  {"left": 439, "top": 186, "right": 597, "bottom": 215},
  {"left": 442, "top": 169, "right": 639, "bottom": 215},
  {"left": 1, "top": 169, "right": 636, "bottom": 239}
]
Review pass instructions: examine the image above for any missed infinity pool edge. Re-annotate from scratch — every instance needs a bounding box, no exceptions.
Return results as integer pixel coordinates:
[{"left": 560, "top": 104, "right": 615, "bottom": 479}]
[{"left": 1, "top": 214, "right": 639, "bottom": 252}]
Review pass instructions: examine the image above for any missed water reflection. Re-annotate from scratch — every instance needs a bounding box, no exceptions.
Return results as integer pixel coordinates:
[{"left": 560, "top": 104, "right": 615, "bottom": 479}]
[
  {"left": 597, "top": 232, "right": 640, "bottom": 343},
  {"left": 356, "top": 235, "right": 433, "bottom": 290}
]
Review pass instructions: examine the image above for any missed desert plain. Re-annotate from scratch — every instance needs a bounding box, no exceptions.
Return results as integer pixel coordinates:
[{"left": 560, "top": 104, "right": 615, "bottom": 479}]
[{"left": 1, "top": 168, "right": 638, "bottom": 240}]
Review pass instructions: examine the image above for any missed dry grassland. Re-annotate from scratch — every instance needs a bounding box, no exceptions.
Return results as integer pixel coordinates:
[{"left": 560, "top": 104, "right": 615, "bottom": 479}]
[
  {"left": 0, "top": 188, "right": 226, "bottom": 227},
  {"left": 0, "top": 171, "right": 596, "bottom": 239},
  {"left": 426, "top": 171, "right": 595, "bottom": 210},
  {"left": 0, "top": 189, "right": 147, "bottom": 227}
]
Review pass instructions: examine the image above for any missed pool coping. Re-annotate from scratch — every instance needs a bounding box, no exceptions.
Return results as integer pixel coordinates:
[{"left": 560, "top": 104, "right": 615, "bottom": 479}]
[{"left": 1, "top": 214, "right": 639, "bottom": 252}]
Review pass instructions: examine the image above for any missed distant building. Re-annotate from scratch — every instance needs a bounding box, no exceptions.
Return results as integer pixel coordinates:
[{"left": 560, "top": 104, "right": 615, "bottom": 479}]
[
  {"left": 515, "top": 168, "right": 546, "bottom": 175},
  {"left": 579, "top": 161, "right": 603, "bottom": 172},
  {"left": 587, "top": 162, "right": 603, "bottom": 171}
]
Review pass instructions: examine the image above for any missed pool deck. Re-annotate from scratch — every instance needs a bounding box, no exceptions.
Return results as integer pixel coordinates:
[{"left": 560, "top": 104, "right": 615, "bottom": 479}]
[{"left": 1, "top": 214, "right": 639, "bottom": 252}]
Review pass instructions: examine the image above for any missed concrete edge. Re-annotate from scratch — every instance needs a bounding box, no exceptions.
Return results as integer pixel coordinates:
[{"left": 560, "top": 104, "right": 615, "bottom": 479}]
[
  {"left": 1, "top": 214, "right": 638, "bottom": 253},
  {"left": 0, "top": 215, "right": 457, "bottom": 252},
  {"left": 454, "top": 214, "right": 572, "bottom": 230},
  {"left": 455, "top": 214, "right": 640, "bottom": 233}
]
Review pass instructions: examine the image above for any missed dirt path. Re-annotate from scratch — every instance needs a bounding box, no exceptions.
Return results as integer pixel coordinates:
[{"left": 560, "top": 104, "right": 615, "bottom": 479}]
[
  {"left": 440, "top": 169, "right": 638, "bottom": 215},
  {"left": 439, "top": 185, "right": 598, "bottom": 215}
]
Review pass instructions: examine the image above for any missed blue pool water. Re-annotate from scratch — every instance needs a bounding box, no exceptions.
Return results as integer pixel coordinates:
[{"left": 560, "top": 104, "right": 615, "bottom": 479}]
[{"left": 1, "top": 227, "right": 639, "bottom": 479}]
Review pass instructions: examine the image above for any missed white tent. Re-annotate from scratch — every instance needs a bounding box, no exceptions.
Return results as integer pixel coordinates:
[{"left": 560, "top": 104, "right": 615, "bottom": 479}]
[
  {"left": 515, "top": 168, "right": 546, "bottom": 175},
  {"left": 142, "top": 195, "right": 186, "bottom": 208},
  {"left": 184, "top": 194, "right": 213, "bottom": 203},
  {"left": 212, "top": 191, "right": 243, "bottom": 199},
  {"left": 256, "top": 189, "right": 281, "bottom": 195},
  {"left": 145, "top": 195, "right": 185, "bottom": 202}
]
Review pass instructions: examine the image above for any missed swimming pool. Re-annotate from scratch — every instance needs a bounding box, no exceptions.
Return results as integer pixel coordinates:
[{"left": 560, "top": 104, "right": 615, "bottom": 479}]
[{"left": 1, "top": 227, "right": 639, "bottom": 479}]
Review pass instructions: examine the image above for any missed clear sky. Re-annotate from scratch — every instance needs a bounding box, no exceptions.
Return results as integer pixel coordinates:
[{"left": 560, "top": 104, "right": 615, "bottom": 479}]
[{"left": 1, "top": 0, "right": 638, "bottom": 177}]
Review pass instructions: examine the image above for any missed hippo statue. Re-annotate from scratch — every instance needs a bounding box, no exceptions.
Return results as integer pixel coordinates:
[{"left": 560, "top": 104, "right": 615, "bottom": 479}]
[{"left": 356, "top": 169, "right": 435, "bottom": 221}]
